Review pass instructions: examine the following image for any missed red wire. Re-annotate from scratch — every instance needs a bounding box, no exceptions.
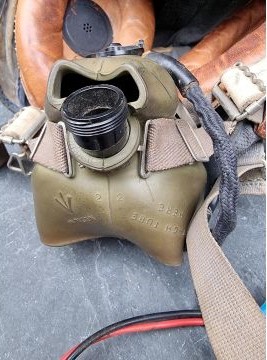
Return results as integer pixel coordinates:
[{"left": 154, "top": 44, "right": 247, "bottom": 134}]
[
  {"left": 61, "top": 346, "right": 79, "bottom": 360},
  {"left": 60, "top": 317, "right": 204, "bottom": 360},
  {"left": 99, "top": 318, "right": 204, "bottom": 341}
]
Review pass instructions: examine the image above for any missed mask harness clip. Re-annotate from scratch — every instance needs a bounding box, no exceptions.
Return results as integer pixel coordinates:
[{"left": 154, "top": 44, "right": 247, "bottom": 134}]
[{"left": 0, "top": 106, "right": 46, "bottom": 175}]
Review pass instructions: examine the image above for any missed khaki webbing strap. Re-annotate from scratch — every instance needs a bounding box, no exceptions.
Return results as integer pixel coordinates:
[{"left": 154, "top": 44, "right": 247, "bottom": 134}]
[
  {"left": 221, "top": 68, "right": 265, "bottom": 114},
  {"left": 1, "top": 107, "right": 46, "bottom": 140},
  {"left": 217, "top": 59, "right": 266, "bottom": 132},
  {"left": 187, "top": 164, "right": 266, "bottom": 360},
  {"left": 30, "top": 118, "right": 213, "bottom": 174},
  {"left": 29, "top": 121, "right": 69, "bottom": 175},
  {"left": 146, "top": 118, "right": 213, "bottom": 171}
]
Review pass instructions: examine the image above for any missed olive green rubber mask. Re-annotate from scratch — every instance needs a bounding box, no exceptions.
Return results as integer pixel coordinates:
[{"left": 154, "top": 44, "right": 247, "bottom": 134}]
[{"left": 31, "top": 56, "right": 207, "bottom": 266}]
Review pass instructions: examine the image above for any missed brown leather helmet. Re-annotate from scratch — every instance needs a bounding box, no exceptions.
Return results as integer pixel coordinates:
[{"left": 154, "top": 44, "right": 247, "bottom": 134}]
[
  {"left": 180, "top": 0, "right": 265, "bottom": 93},
  {"left": 15, "top": 0, "right": 265, "bottom": 108},
  {"left": 15, "top": 0, "right": 155, "bottom": 108}
]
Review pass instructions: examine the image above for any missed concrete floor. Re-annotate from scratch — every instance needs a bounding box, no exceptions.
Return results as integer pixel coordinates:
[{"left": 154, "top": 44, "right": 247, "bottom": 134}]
[{"left": 0, "top": 104, "right": 265, "bottom": 360}]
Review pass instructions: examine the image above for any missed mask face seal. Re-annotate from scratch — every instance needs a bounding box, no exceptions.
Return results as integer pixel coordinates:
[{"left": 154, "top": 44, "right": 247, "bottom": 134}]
[{"left": 63, "top": 0, "right": 113, "bottom": 57}]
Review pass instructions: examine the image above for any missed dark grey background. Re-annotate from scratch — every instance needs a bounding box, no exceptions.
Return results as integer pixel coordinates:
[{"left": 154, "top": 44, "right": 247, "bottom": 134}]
[{"left": 0, "top": 105, "right": 265, "bottom": 360}]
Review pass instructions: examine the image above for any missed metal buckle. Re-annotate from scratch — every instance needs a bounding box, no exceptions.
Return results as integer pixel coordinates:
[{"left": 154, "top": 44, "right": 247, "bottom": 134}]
[
  {"left": 175, "top": 119, "right": 211, "bottom": 162},
  {"left": 30, "top": 121, "right": 73, "bottom": 178},
  {"left": 138, "top": 120, "right": 151, "bottom": 179},
  {"left": 175, "top": 101, "right": 198, "bottom": 127},
  {"left": 7, "top": 152, "right": 33, "bottom": 176},
  {"left": 0, "top": 107, "right": 46, "bottom": 175},
  {"left": 242, "top": 96, "right": 266, "bottom": 123},
  {"left": 213, "top": 82, "right": 266, "bottom": 124},
  {"left": 29, "top": 123, "right": 47, "bottom": 160}
]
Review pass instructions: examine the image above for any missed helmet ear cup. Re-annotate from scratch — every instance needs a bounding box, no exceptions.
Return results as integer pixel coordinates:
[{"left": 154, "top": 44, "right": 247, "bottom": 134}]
[
  {"left": 63, "top": 0, "right": 113, "bottom": 57},
  {"left": 15, "top": 0, "right": 155, "bottom": 108}
]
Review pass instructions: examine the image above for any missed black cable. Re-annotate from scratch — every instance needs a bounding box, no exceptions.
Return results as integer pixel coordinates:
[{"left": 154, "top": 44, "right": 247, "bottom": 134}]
[
  {"left": 146, "top": 52, "right": 239, "bottom": 244},
  {"left": 186, "top": 86, "right": 239, "bottom": 242},
  {"left": 67, "top": 310, "right": 202, "bottom": 360}
]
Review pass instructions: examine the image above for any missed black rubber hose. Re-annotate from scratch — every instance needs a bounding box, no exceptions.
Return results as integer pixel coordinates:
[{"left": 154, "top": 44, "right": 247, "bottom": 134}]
[
  {"left": 67, "top": 310, "right": 202, "bottom": 360},
  {"left": 146, "top": 52, "right": 199, "bottom": 96},
  {"left": 146, "top": 52, "right": 239, "bottom": 244}
]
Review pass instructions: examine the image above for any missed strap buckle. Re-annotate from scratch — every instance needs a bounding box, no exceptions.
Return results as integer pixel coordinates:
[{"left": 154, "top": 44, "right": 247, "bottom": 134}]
[
  {"left": 138, "top": 120, "right": 151, "bottom": 179},
  {"left": 175, "top": 119, "right": 212, "bottom": 162},
  {"left": 29, "top": 121, "right": 74, "bottom": 178},
  {"left": 0, "top": 107, "right": 46, "bottom": 175},
  {"left": 7, "top": 152, "right": 33, "bottom": 176},
  {"left": 212, "top": 82, "right": 266, "bottom": 124}
]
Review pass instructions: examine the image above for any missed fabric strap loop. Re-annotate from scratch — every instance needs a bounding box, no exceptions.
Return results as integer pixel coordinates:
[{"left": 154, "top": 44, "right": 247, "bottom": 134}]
[{"left": 187, "top": 164, "right": 266, "bottom": 360}]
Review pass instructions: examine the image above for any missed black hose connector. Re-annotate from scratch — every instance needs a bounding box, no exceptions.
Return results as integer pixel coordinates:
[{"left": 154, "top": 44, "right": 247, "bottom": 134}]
[
  {"left": 61, "top": 85, "right": 128, "bottom": 156},
  {"left": 146, "top": 52, "right": 199, "bottom": 97}
]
